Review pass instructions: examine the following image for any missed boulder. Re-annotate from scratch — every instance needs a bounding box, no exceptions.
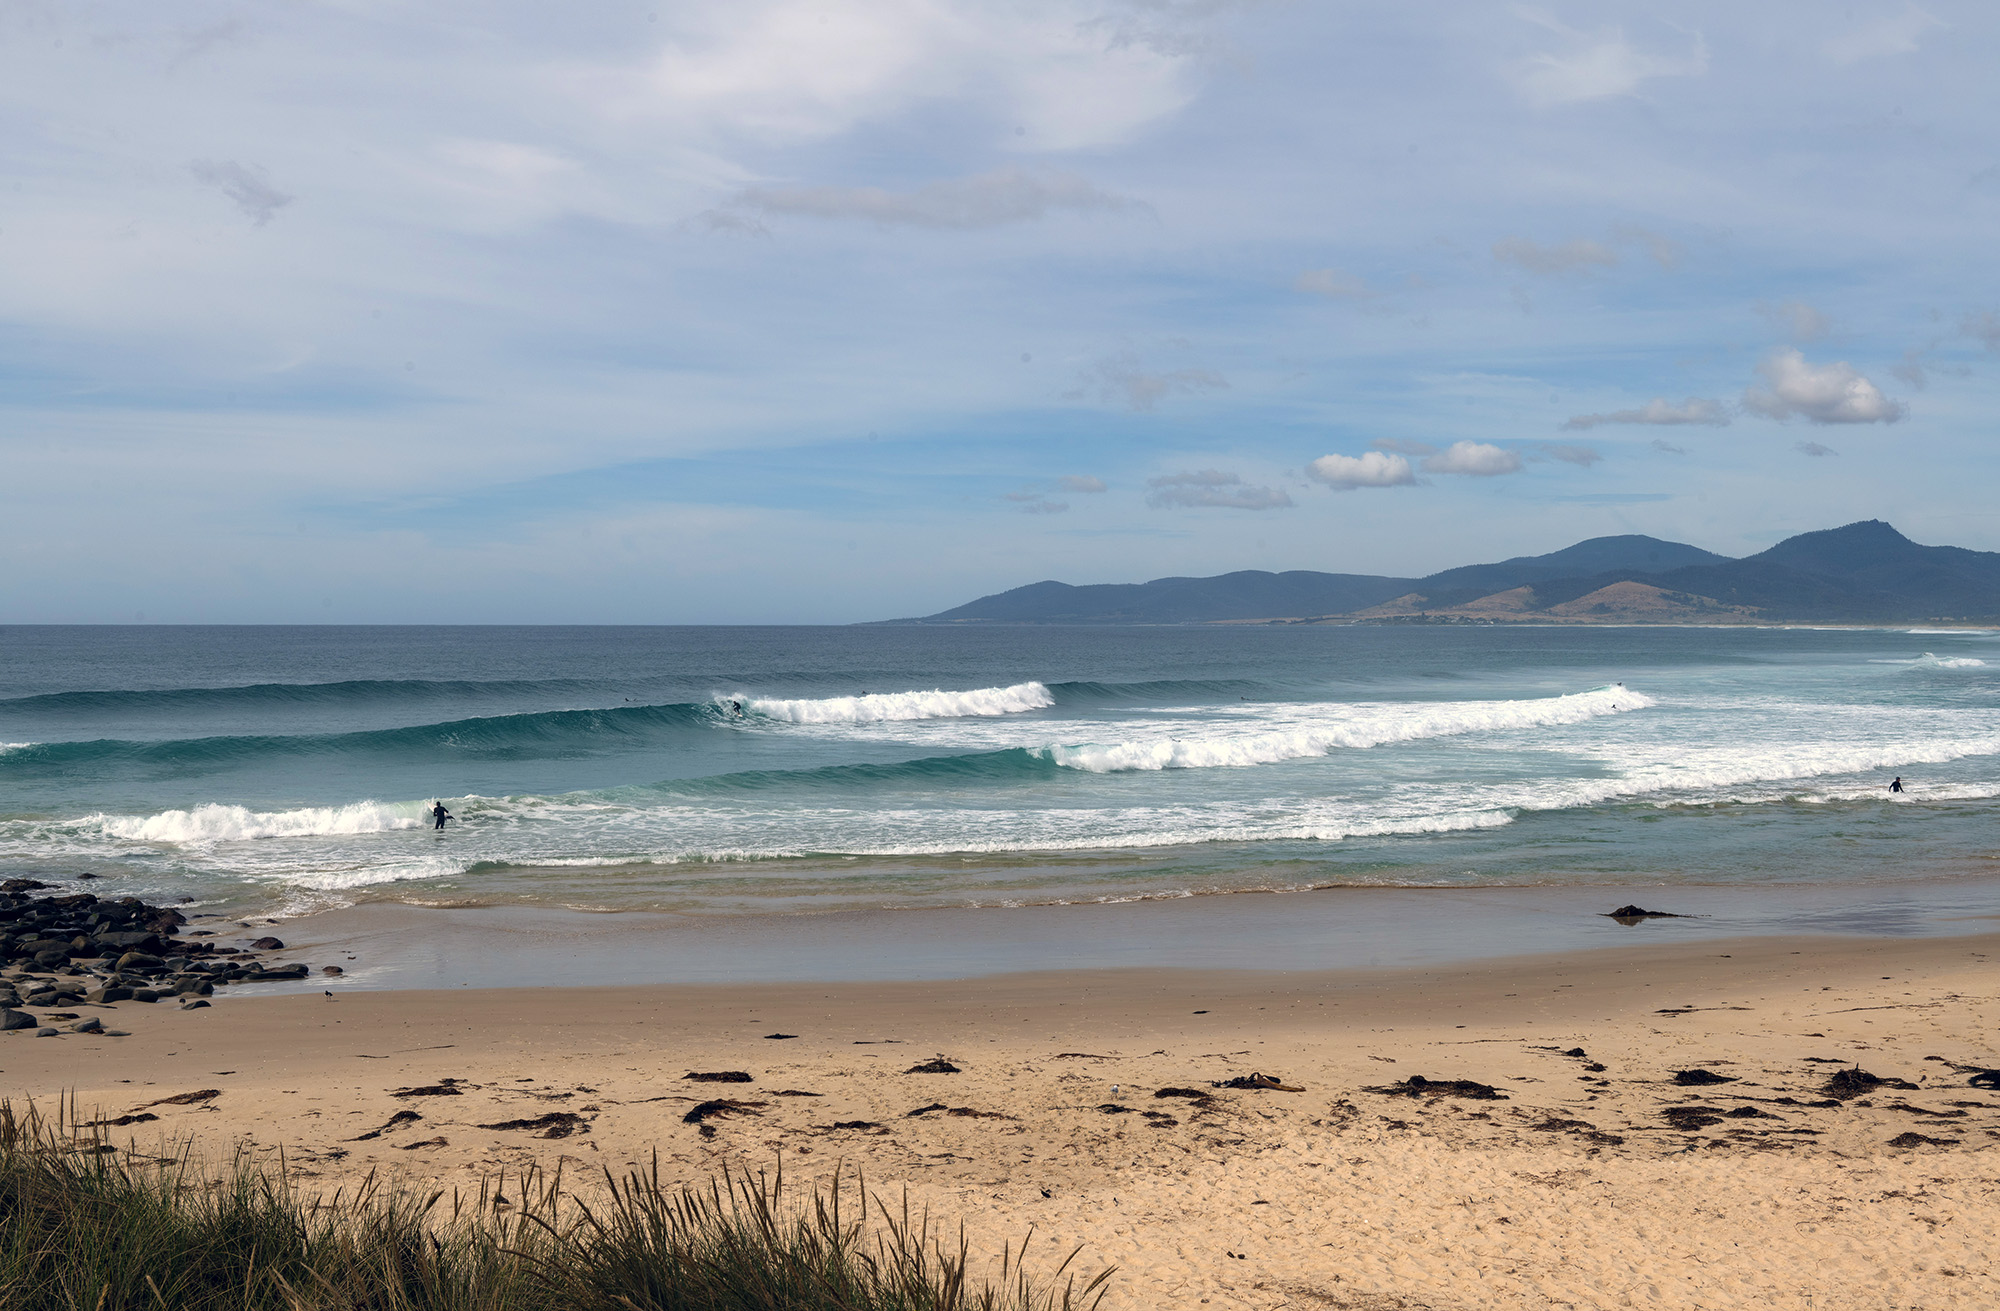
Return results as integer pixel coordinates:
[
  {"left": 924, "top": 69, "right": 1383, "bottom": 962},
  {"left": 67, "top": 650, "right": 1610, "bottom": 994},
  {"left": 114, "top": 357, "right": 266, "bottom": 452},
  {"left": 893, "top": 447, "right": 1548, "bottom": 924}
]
[
  {"left": 116, "top": 951, "right": 163, "bottom": 971},
  {"left": 86, "top": 986, "right": 133, "bottom": 1004},
  {"left": 179, "top": 999, "right": 210, "bottom": 1010},
  {"left": 70, "top": 1018, "right": 103, "bottom": 1034},
  {"left": 250, "top": 936, "right": 285, "bottom": 950},
  {"left": 0, "top": 1009, "right": 35, "bottom": 1031}
]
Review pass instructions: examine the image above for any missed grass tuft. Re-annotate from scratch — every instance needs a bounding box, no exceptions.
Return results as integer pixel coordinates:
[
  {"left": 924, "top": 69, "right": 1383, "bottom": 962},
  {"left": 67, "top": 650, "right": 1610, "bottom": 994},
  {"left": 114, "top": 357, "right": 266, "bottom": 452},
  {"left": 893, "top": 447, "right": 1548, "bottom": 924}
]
[{"left": 0, "top": 1100, "right": 1110, "bottom": 1311}]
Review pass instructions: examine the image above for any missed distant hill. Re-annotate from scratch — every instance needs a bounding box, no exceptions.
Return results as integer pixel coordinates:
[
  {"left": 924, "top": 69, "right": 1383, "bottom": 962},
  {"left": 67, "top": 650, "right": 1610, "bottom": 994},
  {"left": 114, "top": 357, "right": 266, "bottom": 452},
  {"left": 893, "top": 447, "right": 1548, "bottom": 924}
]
[{"left": 896, "top": 522, "right": 2000, "bottom": 625}]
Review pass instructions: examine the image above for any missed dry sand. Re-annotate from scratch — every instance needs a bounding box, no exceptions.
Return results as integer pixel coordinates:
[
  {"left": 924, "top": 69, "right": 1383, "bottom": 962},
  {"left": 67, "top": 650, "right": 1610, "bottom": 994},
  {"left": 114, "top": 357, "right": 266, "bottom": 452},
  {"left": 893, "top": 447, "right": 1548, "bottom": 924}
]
[{"left": 8, "top": 931, "right": 2000, "bottom": 1310}]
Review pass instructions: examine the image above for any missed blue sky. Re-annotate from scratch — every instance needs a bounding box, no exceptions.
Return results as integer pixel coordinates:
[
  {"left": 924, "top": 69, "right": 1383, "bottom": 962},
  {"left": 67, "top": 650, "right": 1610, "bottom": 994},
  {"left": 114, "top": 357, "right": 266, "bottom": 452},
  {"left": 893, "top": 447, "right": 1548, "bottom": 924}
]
[{"left": 4, "top": 0, "right": 1998, "bottom": 622}]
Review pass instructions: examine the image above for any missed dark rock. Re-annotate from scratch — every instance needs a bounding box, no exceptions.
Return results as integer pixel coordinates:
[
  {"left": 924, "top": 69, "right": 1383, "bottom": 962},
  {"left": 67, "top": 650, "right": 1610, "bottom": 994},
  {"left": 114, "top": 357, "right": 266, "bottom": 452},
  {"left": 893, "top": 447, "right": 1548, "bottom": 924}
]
[
  {"left": 35, "top": 1027, "right": 58, "bottom": 1037},
  {"left": 1563, "top": 1048, "right": 1588, "bottom": 1058},
  {"left": 179, "top": 999, "right": 210, "bottom": 1010},
  {"left": 116, "top": 952, "right": 163, "bottom": 971},
  {"left": 904, "top": 1058, "right": 961, "bottom": 1074},
  {"left": 683, "top": 1099, "right": 766, "bottom": 1125},
  {"left": 87, "top": 986, "right": 133, "bottom": 1004},
  {"left": 130, "top": 990, "right": 160, "bottom": 1003},
  {"left": 1604, "top": 905, "right": 1688, "bottom": 922},
  {"left": 245, "top": 965, "right": 309, "bottom": 981},
  {"left": 1, "top": 1009, "right": 36, "bottom": 1031},
  {"left": 1887, "top": 1131, "right": 1959, "bottom": 1148},
  {"left": 1214, "top": 1072, "right": 1305, "bottom": 1092},
  {"left": 1826, "top": 1067, "right": 1918, "bottom": 1099},
  {"left": 1672, "top": 1069, "right": 1738, "bottom": 1086},
  {"left": 70, "top": 1018, "right": 103, "bottom": 1034},
  {"left": 95, "top": 932, "right": 161, "bottom": 953},
  {"left": 250, "top": 937, "right": 285, "bottom": 950},
  {"left": 1365, "top": 1075, "right": 1508, "bottom": 1100},
  {"left": 0, "top": 880, "right": 51, "bottom": 894},
  {"left": 320, "top": 966, "right": 344, "bottom": 976}
]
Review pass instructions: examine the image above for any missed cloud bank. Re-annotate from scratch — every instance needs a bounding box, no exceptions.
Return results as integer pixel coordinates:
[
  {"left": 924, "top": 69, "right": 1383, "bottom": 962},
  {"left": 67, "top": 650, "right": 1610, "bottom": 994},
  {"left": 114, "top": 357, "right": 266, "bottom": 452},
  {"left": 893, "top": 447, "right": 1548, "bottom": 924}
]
[
  {"left": 1742, "top": 349, "right": 1904, "bottom": 424},
  {"left": 1563, "top": 398, "right": 1729, "bottom": 430}
]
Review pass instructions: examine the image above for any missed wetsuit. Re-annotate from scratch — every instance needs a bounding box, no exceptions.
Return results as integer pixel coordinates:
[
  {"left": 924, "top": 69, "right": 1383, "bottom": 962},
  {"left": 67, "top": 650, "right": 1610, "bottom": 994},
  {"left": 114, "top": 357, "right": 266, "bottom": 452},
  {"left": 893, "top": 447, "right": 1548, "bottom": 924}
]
[{"left": 432, "top": 804, "right": 452, "bottom": 829}]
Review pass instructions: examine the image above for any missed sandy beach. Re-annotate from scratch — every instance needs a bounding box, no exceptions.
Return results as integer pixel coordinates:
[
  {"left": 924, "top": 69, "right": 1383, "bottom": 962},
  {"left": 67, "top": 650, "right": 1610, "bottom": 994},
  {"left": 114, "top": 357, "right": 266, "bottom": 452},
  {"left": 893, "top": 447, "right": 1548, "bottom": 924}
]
[{"left": 9, "top": 925, "right": 1999, "bottom": 1310}]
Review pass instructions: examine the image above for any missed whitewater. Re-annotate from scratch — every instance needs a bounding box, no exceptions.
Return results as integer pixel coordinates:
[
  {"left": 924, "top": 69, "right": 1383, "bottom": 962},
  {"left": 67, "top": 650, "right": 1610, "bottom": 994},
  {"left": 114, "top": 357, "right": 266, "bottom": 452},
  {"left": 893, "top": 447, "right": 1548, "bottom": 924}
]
[{"left": 3, "top": 623, "right": 1998, "bottom": 918}]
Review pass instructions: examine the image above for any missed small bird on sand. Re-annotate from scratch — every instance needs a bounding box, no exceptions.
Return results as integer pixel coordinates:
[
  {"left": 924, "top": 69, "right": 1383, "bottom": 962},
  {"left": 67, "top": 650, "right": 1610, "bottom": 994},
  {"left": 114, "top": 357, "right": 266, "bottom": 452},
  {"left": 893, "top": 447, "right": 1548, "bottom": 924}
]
[{"left": 1112, "top": 1084, "right": 1120, "bottom": 1099}]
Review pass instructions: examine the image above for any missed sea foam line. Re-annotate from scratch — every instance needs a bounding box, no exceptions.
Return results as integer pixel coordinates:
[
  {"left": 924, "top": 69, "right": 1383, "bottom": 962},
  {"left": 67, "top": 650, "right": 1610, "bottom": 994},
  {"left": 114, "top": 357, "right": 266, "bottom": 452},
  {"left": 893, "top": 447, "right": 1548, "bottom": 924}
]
[
  {"left": 739, "top": 681, "right": 1054, "bottom": 723},
  {"left": 1037, "top": 685, "right": 1650, "bottom": 772}
]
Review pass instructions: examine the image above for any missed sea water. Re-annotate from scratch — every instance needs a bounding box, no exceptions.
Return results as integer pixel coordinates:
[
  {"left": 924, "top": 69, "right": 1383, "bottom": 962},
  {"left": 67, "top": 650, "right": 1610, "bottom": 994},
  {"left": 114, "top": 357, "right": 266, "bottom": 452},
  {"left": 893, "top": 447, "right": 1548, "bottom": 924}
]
[{"left": 1, "top": 624, "right": 1996, "bottom": 922}]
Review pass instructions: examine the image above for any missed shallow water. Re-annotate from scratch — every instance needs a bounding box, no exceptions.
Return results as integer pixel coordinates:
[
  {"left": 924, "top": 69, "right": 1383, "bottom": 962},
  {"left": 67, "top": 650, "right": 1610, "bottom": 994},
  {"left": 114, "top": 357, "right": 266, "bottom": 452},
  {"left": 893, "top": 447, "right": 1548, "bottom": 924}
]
[{"left": 2, "top": 624, "right": 1997, "bottom": 920}]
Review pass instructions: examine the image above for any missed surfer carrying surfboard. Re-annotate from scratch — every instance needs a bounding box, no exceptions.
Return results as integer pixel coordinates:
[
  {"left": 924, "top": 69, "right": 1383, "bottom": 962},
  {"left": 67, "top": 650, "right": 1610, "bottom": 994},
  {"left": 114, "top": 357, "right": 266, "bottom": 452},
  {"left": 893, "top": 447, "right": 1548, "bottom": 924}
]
[{"left": 431, "top": 801, "right": 453, "bottom": 830}]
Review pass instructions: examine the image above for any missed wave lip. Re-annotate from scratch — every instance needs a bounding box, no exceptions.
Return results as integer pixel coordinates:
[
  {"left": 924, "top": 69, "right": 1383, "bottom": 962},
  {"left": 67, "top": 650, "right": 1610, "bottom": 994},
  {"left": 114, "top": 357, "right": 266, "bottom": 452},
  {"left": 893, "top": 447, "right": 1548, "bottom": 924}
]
[
  {"left": 96, "top": 800, "right": 424, "bottom": 843},
  {"left": 741, "top": 681, "right": 1054, "bottom": 723},
  {"left": 1039, "top": 686, "right": 1652, "bottom": 773}
]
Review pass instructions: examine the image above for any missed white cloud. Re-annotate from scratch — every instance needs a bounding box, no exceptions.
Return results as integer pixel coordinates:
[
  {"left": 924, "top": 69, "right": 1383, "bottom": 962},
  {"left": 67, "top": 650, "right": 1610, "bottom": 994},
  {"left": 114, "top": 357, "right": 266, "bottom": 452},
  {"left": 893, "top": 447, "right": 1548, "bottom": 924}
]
[
  {"left": 735, "top": 167, "right": 1138, "bottom": 229},
  {"left": 1422, "top": 440, "right": 1522, "bottom": 477},
  {"left": 1513, "top": 16, "right": 1709, "bottom": 106},
  {"left": 1795, "top": 440, "right": 1838, "bottom": 457},
  {"left": 1295, "top": 268, "right": 1373, "bottom": 299},
  {"left": 1538, "top": 442, "right": 1601, "bottom": 466},
  {"left": 1743, "top": 348, "right": 1904, "bottom": 424},
  {"left": 1071, "top": 353, "right": 1228, "bottom": 411},
  {"left": 1756, "top": 299, "right": 1833, "bottom": 341},
  {"left": 1823, "top": 7, "right": 1946, "bottom": 67},
  {"left": 1057, "top": 475, "right": 1108, "bottom": 492},
  {"left": 1305, "top": 451, "right": 1415, "bottom": 490},
  {"left": 1145, "top": 469, "right": 1291, "bottom": 509},
  {"left": 1492, "top": 236, "right": 1617, "bottom": 275},
  {"left": 187, "top": 159, "right": 293, "bottom": 226},
  {"left": 1562, "top": 397, "right": 1729, "bottom": 429}
]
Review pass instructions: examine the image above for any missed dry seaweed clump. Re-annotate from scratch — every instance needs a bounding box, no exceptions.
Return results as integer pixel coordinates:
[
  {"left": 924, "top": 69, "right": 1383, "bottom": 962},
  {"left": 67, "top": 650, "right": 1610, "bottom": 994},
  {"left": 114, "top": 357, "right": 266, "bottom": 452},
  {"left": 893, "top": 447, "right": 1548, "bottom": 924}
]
[
  {"left": 1364, "top": 1076, "right": 1508, "bottom": 1101},
  {"left": 0, "top": 1100, "right": 1113, "bottom": 1311}
]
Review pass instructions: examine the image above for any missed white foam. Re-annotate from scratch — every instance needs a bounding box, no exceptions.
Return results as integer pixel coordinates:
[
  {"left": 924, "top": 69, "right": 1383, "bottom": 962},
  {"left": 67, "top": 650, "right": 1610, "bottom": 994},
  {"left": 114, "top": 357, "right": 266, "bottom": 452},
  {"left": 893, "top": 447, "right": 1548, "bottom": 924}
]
[
  {"left": 96, "top": 801, "right": 424, "bottom": 843},
  {"left": 1037, "top": 686, "right": 1652, "bottom": 773},
  {"left": 741, "top": 681, "right": 1054, "bottom": 724},
  {"left": 0, "top": 742, "right": 34, "bottom": 753},
  {"left": 1869, "top": 653, "right": 1988, "bottom": 669}
]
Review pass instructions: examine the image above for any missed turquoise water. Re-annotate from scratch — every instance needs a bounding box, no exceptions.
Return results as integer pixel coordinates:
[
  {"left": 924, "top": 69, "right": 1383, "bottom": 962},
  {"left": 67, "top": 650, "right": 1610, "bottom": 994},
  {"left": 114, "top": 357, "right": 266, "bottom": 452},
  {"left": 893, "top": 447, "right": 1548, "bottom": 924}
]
[{"left": 1, "top": 624, "right": 1996, "bottom": 920}]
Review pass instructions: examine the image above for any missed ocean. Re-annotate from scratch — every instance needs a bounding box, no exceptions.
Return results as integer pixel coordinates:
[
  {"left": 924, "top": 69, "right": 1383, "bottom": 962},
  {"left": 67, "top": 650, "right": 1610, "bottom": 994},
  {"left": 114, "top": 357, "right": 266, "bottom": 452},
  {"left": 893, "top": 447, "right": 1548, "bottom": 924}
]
[{"left": 2, "top": 624, "right": 1996, "bottom": 927}]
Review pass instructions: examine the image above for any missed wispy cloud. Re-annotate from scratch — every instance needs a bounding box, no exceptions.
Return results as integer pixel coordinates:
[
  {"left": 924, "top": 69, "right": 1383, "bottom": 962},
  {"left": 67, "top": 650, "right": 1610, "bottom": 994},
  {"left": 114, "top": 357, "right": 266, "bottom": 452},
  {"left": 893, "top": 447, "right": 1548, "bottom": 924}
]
[
  {"left": 1146, "top": 469, "right": 1292, "bottom": 509},
  {"left": 1743, "top": 349, "right": 1903, "bottom": 424},
  {"left": 1563, "top": 397, "right": 1729, "bottom": 430},
  {"left": 1795, "top": 440, "right": 1838, "bottom": 457},
  {"left": 1537, "top": 442, "right": 1601, "bottom": 466},
  {"left": 1492, "top": 236, "right": 1617, "bottom": 276},
  {"left": 1823, "top": 6, "right": 1945, "bottom": 66},
  {"left": 1963, "top": 311, "right": 2000, "bottom": 353},
  {"left": 1512, "top": 15, "right": 1708, "bottom": 106},
  {"left": 732, "top": 167, "right": 1139, "bottom": 230},
  {"left": 188, "top": 159, "right": 293, "bottom": 225},
  {"left": 1305, "top": 451, "right": 1415, "bottom": 490},
  {"left": 1057, "top": 475, "right": 1108, "bottom": 493},
  {"left": 1070, "top": 353, "right": 1227, "bottom": 411},
  {"left": 1294, "top": 268, "right": 1374, "bottom": 299},
  {"left": 1756, "top": 299, "right": 1833, "bottom": 341}
]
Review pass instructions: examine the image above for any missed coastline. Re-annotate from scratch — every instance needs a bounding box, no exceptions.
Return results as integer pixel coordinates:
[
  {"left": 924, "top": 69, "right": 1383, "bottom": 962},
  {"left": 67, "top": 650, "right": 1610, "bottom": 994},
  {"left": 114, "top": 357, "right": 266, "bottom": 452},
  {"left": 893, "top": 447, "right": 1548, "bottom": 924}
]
[
  {"left": 240, "top": 867, "right": 2000, "bottom": 992},
  {"left": 12, "top": 919, "right": 2000, "bottom": 1309}
]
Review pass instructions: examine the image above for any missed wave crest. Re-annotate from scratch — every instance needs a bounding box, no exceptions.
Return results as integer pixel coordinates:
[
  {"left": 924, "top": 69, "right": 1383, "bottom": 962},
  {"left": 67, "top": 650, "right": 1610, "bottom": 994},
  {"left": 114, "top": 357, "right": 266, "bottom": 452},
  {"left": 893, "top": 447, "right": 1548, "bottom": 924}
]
[
  {"left": 97, "top": 801, "right": 424, "bottom": 843},
  {"left": 1039, "top": 686, "right": 1651, "bottom": 773},
  {"left": 741, "top": 682, "right": 1054, "bottom": 723}
]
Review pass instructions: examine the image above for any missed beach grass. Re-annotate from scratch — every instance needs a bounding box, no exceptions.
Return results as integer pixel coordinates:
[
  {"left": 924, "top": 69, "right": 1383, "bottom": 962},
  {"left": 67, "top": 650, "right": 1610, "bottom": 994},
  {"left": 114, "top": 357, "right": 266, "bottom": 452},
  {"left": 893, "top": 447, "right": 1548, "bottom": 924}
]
[{"left": 0, "top": 1101, "right": 1110, "bottom": 1311}]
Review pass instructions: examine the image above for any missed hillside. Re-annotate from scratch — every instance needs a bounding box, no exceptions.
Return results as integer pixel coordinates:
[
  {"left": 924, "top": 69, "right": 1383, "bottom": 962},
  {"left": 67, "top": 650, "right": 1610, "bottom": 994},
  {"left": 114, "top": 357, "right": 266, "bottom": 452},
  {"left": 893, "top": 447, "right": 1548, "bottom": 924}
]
[{"left": 898, "top": 522, "right": 2000, "bottom": 625}]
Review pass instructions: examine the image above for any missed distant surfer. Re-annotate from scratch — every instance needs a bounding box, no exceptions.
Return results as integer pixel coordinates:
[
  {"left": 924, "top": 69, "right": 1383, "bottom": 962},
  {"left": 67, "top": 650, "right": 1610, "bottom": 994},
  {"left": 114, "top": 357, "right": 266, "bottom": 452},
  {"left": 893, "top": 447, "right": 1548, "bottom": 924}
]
[
  {"left": 731, "top": 700, "right": 743, "bottom": 715},
  {"left": 1889, "top": 776, "right": 1904, "bottom": 794},
  {"left": 431, "top": 801, "right": 453, "bottom": 830}
]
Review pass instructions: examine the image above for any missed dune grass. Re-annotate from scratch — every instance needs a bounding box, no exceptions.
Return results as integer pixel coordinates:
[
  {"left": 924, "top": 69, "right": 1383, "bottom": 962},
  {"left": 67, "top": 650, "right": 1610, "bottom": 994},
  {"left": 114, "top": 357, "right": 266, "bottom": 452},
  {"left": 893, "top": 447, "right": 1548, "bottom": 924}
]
[{"left": 0, "top": 1101, "right": 1110, "bottom": 1311}]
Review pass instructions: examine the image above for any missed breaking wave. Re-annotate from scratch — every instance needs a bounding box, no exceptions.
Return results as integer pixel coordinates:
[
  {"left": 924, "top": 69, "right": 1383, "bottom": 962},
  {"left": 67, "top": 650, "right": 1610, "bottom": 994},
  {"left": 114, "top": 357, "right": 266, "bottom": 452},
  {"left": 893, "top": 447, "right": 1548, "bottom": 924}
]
[
  {"left": 740, "top": 682, "right": 1054, "bottom": 723},
  {"left": 94, "top": 800, "right": 425, "bottom": 843},
  {"left": 1039, "top": 686, "right": 1651, "bottom": 772}
]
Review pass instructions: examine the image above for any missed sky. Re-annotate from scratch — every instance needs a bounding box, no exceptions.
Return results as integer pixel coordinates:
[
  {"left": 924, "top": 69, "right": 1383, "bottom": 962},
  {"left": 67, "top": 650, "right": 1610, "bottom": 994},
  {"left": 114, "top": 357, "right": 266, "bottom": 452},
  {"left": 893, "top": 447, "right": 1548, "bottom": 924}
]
[{"left": 4, "top": 0, "right": 1999, "bottom": 623}]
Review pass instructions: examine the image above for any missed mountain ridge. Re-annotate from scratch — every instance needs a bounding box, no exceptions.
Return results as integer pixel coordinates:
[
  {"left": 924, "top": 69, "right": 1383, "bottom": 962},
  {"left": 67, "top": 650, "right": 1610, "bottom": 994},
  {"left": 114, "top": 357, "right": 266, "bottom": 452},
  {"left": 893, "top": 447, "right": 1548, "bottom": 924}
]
[{"left": 894, "top": 522, "right": 2000, "bottom": 625}]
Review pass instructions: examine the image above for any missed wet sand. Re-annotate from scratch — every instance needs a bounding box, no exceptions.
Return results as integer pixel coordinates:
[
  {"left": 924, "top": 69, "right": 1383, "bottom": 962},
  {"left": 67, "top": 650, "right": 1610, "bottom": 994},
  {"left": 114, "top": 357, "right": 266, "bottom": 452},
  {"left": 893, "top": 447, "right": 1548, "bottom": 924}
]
[{"left": 9, "top": 928, "right": 2000, "bottom": 1310}]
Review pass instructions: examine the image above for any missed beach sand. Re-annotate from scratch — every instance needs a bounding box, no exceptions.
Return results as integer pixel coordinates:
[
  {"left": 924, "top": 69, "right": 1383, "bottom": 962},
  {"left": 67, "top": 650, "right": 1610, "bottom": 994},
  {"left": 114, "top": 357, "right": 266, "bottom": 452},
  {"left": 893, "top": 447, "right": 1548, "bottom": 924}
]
[{"left": 8, "top": 930, "right": 1999, "bottom": 1310}]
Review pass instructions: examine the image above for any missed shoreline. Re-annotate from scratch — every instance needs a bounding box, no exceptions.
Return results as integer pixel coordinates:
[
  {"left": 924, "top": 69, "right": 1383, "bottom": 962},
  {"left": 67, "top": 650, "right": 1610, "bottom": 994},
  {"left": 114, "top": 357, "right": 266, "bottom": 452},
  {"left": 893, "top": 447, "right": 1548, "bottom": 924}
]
[
  {"left": 9, "top": 929, "right": 1999, "bottom": 1309},
  {"left": 250, "top": 868, "right": 2000, "bottom": 993}
]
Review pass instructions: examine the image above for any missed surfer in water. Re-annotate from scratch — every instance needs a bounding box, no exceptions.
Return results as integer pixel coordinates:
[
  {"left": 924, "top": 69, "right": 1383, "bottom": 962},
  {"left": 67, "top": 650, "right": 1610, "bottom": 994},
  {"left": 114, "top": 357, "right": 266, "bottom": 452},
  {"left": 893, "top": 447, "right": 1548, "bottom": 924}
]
[
  {"left": 431, "top": 801, "right": 453, "bottom": 830},
  {"left": 1889, "top": 776, "right": 1904, "bottom": 794}
]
